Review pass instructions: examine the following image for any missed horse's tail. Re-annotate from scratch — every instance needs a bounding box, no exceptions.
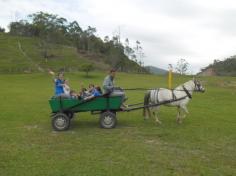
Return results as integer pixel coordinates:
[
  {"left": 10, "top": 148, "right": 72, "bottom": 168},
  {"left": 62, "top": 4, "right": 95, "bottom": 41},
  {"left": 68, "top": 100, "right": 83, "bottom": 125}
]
[{"left": 143, "top": 91, "right": 151, "bottom": 117}]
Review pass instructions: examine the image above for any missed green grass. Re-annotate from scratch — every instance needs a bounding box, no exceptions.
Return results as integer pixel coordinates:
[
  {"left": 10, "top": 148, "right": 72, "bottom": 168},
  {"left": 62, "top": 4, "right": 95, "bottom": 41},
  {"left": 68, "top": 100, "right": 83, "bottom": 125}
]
[{"left": 0, "top": 72, "right": 235, "bottom": 176}]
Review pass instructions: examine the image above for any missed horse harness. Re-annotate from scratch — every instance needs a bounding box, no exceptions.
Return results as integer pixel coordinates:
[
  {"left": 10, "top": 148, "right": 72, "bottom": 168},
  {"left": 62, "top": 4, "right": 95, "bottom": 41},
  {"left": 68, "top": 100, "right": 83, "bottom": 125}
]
[
  {"left": 182, "top": 85, "right": 192, "bottom": 99},
  {"left": 153, "top": 80, "right": 200, "bottom": 103},
  {"left": 172, "top": 82, "right": 195, "bottom": 101},
  {"left": 153, "top": 88, "right": 179, "bottom": 103},
  {"left": 154, "top": 87, "right": 190, "bottom": 103},
  {"left": 171, "top": 89, "right": 177, "bottom": 100}
]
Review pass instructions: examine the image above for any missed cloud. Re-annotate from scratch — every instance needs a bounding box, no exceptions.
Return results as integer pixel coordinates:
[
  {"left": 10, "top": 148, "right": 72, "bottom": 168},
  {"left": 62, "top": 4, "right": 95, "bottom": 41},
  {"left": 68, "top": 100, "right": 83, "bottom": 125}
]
[{"left": 1, "top": 0, "right": 236, "bottom": 73}]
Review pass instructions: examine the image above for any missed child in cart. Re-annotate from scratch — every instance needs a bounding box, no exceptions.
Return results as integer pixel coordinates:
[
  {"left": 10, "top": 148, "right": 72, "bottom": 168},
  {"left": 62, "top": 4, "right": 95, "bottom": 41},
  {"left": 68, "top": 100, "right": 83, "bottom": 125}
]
[
  {"left": 83, "top": 84, "right": 102, "bottom": 100},
  {"left": 62, "top": 79, "right": 71, "bottom": 96},
  {"left": 53, "top": 72, "right": 65, "bottom": 96}
]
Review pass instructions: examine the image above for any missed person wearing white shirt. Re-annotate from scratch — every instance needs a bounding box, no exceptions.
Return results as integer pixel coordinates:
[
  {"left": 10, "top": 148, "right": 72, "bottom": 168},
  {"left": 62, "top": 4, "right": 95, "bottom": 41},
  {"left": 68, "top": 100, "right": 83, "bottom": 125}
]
[{"left": 63, "top": 79, "right": 71, "bottom": 96}]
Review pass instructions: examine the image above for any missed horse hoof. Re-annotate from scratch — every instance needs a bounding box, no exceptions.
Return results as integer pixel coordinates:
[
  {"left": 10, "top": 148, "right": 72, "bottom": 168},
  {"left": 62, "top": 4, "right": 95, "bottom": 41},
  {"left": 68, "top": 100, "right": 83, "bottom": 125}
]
[
  {"left": 177, "top": 120, "right": 182, "bottom": 124},
  {"left": 155, "top": 120, "right": 162, "bottom": 125},
  {"left": 144, "top": 117, "right": 149, "bottom": 120},
  {"left": 176, "top": 118, "right": 182, "bottom": 124}
]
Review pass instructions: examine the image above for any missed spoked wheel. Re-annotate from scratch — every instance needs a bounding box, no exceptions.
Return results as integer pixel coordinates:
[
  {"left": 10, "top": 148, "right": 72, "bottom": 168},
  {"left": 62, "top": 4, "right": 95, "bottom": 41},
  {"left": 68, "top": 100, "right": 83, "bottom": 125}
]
[
  {"left": 52, "top": 113, "right": 70, "bottom": 131},
  {"left": 100, "top": 111, "right": 117, "bottom": 129}
]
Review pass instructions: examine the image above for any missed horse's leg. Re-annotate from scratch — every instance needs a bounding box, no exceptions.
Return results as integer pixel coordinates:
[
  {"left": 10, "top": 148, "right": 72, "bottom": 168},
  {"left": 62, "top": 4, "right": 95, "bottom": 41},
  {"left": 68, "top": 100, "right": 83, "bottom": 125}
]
[
  {"left": 143, "top": 108, "right": 148, "bottom": 120},
  {"left": 181, "top": 105, "right": 189, "bottom": 118},
  {"left": 147, "top": 107, "right": 152, "bottom": 119},
  {"left": 144, "top": 107, "right": 152, "bottom": 120},
  {"left": 176, "top": 106, "right": 181, "bottom": 123},
  {"left": 177, "top": 107, "right": 185, "bottom": 124},
  {"left": 154, "top": 107, "right": 161, "bottom": 124},
  {"left": 143, "top": 91, "right": 151, "bottom": 120}
]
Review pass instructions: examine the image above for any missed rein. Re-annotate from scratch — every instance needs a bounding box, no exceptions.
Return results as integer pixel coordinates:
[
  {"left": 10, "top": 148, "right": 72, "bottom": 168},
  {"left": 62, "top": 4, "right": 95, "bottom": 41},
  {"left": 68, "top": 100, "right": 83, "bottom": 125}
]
[
  {"left": 123, "top": 80, "right": 202, "bottom": 95},
  {"left": 123, "top": 88, "right": 194, "bottom": 92}
]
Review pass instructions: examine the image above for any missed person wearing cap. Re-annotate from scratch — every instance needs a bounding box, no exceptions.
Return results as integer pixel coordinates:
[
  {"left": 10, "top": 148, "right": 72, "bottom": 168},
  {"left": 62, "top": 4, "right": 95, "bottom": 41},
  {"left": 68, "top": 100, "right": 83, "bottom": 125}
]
[{"left": 103, "top": 69, "right": 116, "bottom": 94}]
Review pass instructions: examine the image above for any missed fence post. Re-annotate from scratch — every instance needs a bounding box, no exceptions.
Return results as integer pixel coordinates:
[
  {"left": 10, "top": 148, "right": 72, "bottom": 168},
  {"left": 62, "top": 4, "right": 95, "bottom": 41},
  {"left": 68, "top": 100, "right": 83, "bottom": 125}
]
[{"left": 168, "top": 64, "right": 173, "bottom": 89}]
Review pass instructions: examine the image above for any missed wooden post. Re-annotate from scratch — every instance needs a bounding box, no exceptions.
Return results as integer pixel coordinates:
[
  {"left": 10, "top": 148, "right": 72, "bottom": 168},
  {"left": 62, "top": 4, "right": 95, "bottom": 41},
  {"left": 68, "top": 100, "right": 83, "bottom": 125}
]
[{"left": 168, "top": 64, "right": 173, "bottom": 89}]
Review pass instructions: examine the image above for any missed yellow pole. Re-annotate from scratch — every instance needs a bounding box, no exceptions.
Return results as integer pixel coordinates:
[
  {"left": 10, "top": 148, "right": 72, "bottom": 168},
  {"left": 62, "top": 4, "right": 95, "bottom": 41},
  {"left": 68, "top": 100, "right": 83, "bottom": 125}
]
[{"left": 168, "top": 64, "right": 173, "bottom": 89}]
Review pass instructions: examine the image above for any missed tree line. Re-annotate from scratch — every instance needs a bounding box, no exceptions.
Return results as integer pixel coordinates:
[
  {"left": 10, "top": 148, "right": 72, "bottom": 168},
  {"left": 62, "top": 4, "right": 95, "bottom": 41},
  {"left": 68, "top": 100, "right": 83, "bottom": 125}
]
[
  {"left": 8, "top": 11, "right": 148, "bottom": 73},
  {"left": 201, "top": 56, "right": 236, "bottom": 76}
]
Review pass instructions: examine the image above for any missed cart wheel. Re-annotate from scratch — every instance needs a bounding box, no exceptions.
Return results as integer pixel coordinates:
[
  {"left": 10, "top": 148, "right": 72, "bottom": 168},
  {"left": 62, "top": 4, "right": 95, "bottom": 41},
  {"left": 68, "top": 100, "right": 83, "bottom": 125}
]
[
  {"left": 52, "top": 113, "right": 70, "bottom": 131},
  {"left": 66, "top": 112, "right": 75, "bottom": 119},
  {"left": 100, "top": 111, "right": 117, "bottom": 129}
]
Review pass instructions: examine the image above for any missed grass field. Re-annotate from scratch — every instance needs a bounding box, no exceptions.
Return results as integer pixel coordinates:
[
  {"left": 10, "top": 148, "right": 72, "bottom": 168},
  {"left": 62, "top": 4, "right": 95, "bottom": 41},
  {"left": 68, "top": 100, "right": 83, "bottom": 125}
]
[{"left": 0, "top": 72, "right": 235, "bottom": 176}]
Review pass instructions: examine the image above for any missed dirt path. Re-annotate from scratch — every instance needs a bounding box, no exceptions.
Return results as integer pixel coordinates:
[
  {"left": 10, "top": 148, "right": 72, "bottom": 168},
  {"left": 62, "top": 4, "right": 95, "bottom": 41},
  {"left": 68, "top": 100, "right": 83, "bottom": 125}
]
[{"left": 18, "top": 41, "right": 44, "bottom": 72}]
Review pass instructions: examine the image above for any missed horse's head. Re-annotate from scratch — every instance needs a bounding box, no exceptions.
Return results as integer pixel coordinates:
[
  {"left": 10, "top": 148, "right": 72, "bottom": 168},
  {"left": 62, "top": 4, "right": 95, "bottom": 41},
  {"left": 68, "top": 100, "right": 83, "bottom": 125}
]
[{"left": 193, "top": 78, "right": 205, "bottom": 93}]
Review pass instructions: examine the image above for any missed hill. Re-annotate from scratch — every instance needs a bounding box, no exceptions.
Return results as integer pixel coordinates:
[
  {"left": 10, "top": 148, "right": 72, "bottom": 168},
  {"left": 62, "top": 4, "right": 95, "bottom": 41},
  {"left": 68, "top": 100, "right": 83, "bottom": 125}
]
[
  {"left": 145, "top": 66, "right": 168, "bottom": 75},
  {"left": 0, "top": 11, "right": 148, "bottom": 74},
  {"left": 0, "top": 32, "right": 145, "bottom": 73},
  {"left": 0, "top": 33, "right": 93, "bottom": 73},
  {"left": 200, "top": 56, "right": 236, "bottom": 76},
  {"left": 0, "top": 33, "right": 142, "bottom": 73}
]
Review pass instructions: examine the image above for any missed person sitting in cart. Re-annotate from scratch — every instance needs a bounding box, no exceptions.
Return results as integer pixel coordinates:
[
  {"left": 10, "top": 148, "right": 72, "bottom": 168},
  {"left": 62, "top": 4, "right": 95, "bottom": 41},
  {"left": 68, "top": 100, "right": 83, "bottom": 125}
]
[
  {"left": 79, "top": 83, "right": 90, "bottom": 99},
  {"left": 70, "top": 90, "right": 80, "bottom": 99},
  {"left": 103, "top": 69, "right": 124, "bottom": 95},
  {"left": 84, "top": 85, "right": 102, "bottom": 100},
  {"left": 63, "top": 79, "right": 71, "bottom": 96},
  {"left": 88, "top": 84, "right": 102, "bottom": 95},
  {"left": 103, "top": 69, "right": 127, "bottom": 107},
  {"left": 88, "top": 84, "right": 95, "bottom": 93}
]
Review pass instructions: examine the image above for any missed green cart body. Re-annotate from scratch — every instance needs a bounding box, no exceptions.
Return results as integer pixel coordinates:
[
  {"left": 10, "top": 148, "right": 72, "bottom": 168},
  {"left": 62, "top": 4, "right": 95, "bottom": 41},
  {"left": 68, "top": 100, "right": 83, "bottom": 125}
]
[
  {"left": 48, "top": 90, "right": 184, "bottom": 131},
  {"left": 49, "top": 94, "right": 124, "bottom": 131},
  {"left": 49, "top": 95, "right": 123, "bottom": 113}
]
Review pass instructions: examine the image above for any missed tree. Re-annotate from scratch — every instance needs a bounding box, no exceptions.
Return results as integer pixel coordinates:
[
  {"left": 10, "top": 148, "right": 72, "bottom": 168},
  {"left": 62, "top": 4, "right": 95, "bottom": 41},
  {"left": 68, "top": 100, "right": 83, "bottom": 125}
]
[
  {"left": 80, "top": 63, "right": 94, "bottom": 76},
  {"left": 9, "top": 20, "right": 35, "bottom": 36},
  {"left": 133, "top": 40, "right": 146, "bottom": 72},
  {"left": 67, "top": 21, "right": 82, "bottom": 50},
  {"left": 175, "top": 58, "right": 189, "bottom": 75},
  {"left": 104, "top": 36, "right": 109, "bottom": 43},
  {"left": 84, "top": 26, "right": 97, "bottom": 53},
  {"left": 28, "top": 12, "right": 68, "bottom": 59},
  {"left": 124, "top": 38, "right": 135, "bottom": 60},
  {"left": 0, "top": 27, "right": 5, "bottom": 33},
  {"left": 28, "top": 11, "right": 68, "bottom": 42}
]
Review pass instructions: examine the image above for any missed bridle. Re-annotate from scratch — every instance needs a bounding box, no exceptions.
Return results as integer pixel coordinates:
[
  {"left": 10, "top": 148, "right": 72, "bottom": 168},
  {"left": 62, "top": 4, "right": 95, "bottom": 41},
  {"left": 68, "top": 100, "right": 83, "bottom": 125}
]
[
  {"left": 180, "top": 80, "right": 202, "bottom": 99},
  {"left": 193, "top": 80, "right": 202, "bottom": 92}
]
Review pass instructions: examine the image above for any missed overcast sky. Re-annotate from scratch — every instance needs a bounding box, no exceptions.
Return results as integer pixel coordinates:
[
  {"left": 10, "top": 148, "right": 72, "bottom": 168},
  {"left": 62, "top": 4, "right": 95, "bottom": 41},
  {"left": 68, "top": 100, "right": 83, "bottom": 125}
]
[{"left": 1, "top": 0, "right": 236, "bottom": 73}]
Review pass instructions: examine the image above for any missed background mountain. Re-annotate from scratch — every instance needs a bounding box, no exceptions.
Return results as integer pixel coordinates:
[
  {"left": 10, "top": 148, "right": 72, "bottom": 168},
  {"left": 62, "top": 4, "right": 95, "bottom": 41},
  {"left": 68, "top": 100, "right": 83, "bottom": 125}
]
[{"left": 145, "top": 66, "right": 168, "bottom": 75}]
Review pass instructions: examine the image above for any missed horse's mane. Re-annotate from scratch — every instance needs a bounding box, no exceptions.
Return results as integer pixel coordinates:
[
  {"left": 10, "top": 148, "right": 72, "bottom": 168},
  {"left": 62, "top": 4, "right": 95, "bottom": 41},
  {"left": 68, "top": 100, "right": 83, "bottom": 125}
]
[{"left": 175, "top": 80, "right": 194, "bottom": 90}]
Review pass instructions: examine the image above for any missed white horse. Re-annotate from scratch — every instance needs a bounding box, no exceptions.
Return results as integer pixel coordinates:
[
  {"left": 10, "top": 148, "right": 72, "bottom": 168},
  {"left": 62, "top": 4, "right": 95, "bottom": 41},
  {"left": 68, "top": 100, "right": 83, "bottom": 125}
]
[{"left": 143, "top": 79, "right": 205, "bottom": 124}]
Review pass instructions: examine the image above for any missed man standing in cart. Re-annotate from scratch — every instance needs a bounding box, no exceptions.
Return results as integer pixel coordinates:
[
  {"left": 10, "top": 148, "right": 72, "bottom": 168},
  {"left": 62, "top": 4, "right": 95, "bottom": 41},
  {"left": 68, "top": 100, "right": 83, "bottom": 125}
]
[{"left": 103, "top": 69, "right": 116, "bottom": 94}]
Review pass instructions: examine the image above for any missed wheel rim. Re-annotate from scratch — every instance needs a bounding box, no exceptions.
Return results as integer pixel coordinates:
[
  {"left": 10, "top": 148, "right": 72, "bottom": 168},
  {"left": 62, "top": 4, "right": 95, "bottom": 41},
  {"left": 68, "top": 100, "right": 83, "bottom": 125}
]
[
  {"left": 104, "top": 115, "right": 113, "bottom": 125},
  {"left": 55, "top": 116, "right": 66, "bottom": 129}
]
